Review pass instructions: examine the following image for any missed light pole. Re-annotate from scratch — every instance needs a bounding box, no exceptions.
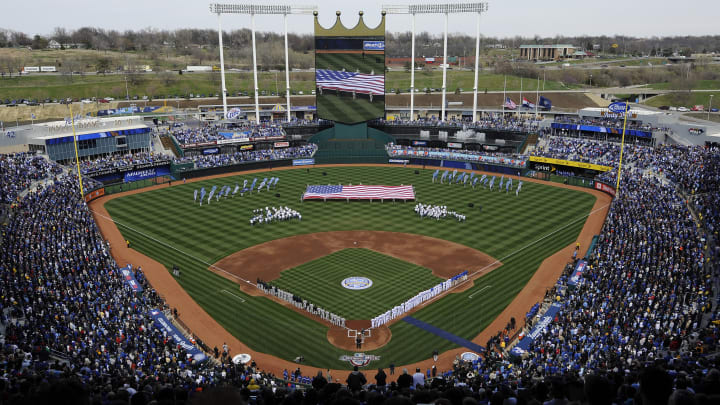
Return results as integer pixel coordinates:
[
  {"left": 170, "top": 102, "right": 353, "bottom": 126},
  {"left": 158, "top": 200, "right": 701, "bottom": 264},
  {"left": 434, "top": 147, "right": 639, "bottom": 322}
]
[
  {"left": 383, "top": 3, "right": 488, "bottom": 122},
  {"left": 709, "top": 95, "right": 714, "bottom": 121},
  {"left": 210, "top": 4, "right": 316, "bottom": 122}
]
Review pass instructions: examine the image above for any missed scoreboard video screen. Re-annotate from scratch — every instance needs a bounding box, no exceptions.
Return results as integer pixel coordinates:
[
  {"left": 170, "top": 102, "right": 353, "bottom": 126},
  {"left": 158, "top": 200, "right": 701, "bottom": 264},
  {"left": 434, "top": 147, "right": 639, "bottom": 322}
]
[{"left": 314, "top": 14, "right": 385, "bottom": 124}]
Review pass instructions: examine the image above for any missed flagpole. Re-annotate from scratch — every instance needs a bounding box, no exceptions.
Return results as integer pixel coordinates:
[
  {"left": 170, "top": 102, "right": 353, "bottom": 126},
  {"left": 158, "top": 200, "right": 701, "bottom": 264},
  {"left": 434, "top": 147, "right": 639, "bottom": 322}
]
[
  {"left": 70, "top": 105, "right": 85, "bottom": 200},
  {"left": 518, "top": 77, "right": 522, "bottom": 118},
  {"left": 615, "top": 102, "right": 630, "bottom": 194},
  {"left": 535, "top": 75, "right": 539, "bottom": 119},
  {"left": 502, "top": 75, "right": 506, "bottom": 119}
]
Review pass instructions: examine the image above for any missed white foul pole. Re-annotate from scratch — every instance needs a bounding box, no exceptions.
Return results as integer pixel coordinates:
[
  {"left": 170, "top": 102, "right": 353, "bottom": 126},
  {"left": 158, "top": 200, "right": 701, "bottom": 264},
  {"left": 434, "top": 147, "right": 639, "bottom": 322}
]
[
  {"left": 284, "top": 13, "right": 291, "bottom": 122},
  {"left": 251, "top": 13, "right": 260, "bottom": 124},
  {"left": 217, "top": 13, "right": 228, "bottom": 119},
  {"left": 441, "top": 12, "right": 448, "bottom": 122},
  {"left": 410, "top": 13, "right": 416, "bottom": 121},
  {"left": 472, "top": 11, "right": 481, "bottom": 122}
]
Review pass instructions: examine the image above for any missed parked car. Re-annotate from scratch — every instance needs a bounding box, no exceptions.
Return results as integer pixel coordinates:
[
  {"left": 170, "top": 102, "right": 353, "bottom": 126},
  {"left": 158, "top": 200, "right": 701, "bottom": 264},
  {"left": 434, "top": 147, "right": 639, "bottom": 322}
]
[
  {"left": 658, "top": 106, "right": 670, "bottom": 110},
  {"left": 677, "top": 106, "right": 690, "bottom": 112},
  {"left": 98, "top": 99, "right": 109, "bottom": 103},
  {"left": 691, "top": 105, "right": 704, "bottom": 111},
  {"left": 710, "top": 108, "right": 719, "bottom": 112}
]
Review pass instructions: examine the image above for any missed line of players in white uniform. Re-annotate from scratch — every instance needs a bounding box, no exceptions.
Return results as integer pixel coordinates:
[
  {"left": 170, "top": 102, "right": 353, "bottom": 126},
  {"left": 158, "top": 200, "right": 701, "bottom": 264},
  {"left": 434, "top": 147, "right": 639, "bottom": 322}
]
[
  {"left": 249, "top": 206, "right": 302, "bottom": 225},
  {"left": 414, "top": 203, "right": 466, "bottom": 222}
]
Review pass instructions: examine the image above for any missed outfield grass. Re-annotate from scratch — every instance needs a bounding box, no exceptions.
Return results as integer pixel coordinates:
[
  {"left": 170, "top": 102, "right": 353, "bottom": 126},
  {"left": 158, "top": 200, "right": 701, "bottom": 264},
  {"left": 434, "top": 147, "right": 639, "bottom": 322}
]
[{"left": 105, "top": 166, "right": 596, "bottom": 368}]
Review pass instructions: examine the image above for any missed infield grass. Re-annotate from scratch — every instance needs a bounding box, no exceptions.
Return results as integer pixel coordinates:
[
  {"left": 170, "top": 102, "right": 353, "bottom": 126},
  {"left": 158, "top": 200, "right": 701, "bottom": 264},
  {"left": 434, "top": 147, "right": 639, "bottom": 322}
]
[
  {"left": 271, "top": 248, "right": 444, "bottom": 319},
  {"left": 105, "top": 166, "right": 597, "bottom": 368}
]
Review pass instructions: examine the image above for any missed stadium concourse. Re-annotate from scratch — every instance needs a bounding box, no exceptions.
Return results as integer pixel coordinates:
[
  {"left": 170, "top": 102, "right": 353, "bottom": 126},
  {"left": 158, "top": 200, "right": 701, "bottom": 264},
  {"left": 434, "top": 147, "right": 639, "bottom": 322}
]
[{"left": 1, "top": 116, "right": 720, "bottom": 404}]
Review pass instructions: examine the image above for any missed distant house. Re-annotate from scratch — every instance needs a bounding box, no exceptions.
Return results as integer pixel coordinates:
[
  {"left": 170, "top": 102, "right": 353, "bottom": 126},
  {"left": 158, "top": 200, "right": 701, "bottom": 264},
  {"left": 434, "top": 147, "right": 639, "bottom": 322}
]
[{"left": 46, "top": 40, "right": 86, "bottom": 50}]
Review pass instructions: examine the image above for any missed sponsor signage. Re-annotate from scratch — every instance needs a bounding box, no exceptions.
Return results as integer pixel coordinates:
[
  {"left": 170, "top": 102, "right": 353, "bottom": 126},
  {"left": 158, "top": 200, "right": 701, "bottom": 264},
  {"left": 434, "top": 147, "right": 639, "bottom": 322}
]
[
  {"left": 23, "top": 66, "right": 40, "bottom": 72},
  {"left": 217, "top": 138, "right": 250, "bottom": 145},
  {"left": 341, "top": 277, "right": 373, "bottom": 290},
  {"left": 363, "top": 41, "right": 385, "bottom": 51},
  {"left": 447, "top": 142, "right": 463, "bottom": 149},
  {"left": 529, "top": 156, "right": 612, "bottom": 172},
  {"left": 389, "top": 159, "right": 409, "bottom": 164},
  {"left": 202, "top": 147, "right": 220, "bottom": 155},
  {"left": 40, "top": 66, "right": 57, "bottom": 72},
  {"left": 411, "top": 140, "right": 427, "bottom": 146},
  {"left": 83, "top": 188, "right": 105, "bottom": 202},
  {"left": 87, "top": 161, "right": 171, "bottom": 178},
  {"left": 339, "top": 352, "right": 381, "bottom": 367},
  {"left": 123, "top": 166, "right": 171, "bottom": 183},
  {"left": 594, "top": 181, "right": 616, "bottom": 197},
  {"left": 239, "top": 144, "right": 254, "bottom": 151},
  {"left": 149, "top": 309, "right": 206, "bottom": 362},
  {"left": 608, "top": 102, "right": 628, "bottom": 114},
  {"left": 274, "top": 141, "right": 290, "bottom": 148},
  {"left": 293, "top": 158, "right": 315, "bottom": 166},
  {"left": 119, "top": 265, "right": 143, "bottom": 293}
]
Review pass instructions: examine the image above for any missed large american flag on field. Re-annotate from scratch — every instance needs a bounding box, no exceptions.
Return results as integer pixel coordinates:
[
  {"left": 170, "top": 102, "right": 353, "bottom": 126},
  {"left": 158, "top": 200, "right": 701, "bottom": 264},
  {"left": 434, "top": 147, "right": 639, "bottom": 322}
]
[
  {"left": 302, "top": 185, "right": 415, "bottom": 200},
  {"left": 315, "top": 69, "right": 385, "bottom": 96}
]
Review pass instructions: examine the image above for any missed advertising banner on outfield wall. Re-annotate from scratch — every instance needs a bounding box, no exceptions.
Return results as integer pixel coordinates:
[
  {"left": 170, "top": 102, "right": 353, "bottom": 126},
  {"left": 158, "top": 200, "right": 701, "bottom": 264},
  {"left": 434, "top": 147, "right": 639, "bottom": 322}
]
[
  {"left": 149, "top": 309, "right": 207, "bottom": 362},
  {"left": 123, "top": 166, "right": 171, "bottom": 183},
  {"left": 293, "top": 158, "right": 315, "bottom": 166},
  {"left": 594, "top": 181, "right": 616, "bottom": 197},
  {"left": 510, "top": 303, "right": 562, "bottom": 359}
]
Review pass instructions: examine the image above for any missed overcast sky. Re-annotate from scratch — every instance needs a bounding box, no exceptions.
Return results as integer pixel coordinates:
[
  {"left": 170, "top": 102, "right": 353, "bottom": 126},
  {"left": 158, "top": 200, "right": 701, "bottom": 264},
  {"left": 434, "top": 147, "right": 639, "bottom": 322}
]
[{"left": 4, "top": 0, "right": 719, "bottom": 38}]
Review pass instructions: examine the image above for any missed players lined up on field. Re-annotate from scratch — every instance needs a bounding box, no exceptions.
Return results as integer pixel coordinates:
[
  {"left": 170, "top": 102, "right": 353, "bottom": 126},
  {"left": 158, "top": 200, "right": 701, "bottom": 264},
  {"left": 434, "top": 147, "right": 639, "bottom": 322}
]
[
  {"left": 414, "top": 203, "right": 466, "bottom": 222},
  {"left": 256, "top": 279, "right": 346, "bottom": 327},
  {"left": 371, "top": 272, "right": 469, "bottom": 329},
  {"left": 432, "top": 169, "right": 524, "bottom": 196},
  {"left": 249, "top": 206, "right": 302, "bottom": 225},
  {"left": 193, "top": 177, "right": 280, "bottom": 205}
]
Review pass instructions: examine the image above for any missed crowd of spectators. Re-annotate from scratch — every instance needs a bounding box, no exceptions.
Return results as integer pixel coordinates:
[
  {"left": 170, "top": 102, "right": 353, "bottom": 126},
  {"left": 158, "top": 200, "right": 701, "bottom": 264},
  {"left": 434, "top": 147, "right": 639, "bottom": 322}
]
[
  {"left": 78, "top": 152, "right": 171, "bottom": 175},
  {"left": 0, "top": 164, "right": 279, "bottom": 403},
  {"left": 373, "top": 117, "right": 542, "bottom": 132},
  {"left": 387, "top": 144, "right": 527, "bottom": 168},
  {"left": 553, "top": 116, "right": 662, "bottom": 132},
  {"left": 169, "top": 123, "right": 285, "bottom": 145},
  {"left": 0, "top": 152, "right": 62, "bottom": 206},
  {"left": 532, "top": 135, "right": 653, "bottom": 168},
  {"left": 175, "top": 145, "right": 317, "bottom": 169}
]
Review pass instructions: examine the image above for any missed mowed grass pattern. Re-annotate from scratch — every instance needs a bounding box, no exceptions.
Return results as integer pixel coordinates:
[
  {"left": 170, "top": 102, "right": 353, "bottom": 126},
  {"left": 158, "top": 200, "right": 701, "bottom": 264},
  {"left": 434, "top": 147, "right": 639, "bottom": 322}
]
[
  {"left": 105, "top": 166, "right": 597, "bottom": 368},
  {"left": 271, "top": 249, "right": 444, "bottom": 319}
]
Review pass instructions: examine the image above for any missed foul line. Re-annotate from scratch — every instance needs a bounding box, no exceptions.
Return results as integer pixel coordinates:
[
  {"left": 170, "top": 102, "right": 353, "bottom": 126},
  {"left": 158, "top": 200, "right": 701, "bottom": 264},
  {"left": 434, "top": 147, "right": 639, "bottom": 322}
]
[
  {"left": 468, "top": 285, "right": 492, "bottom": 299},
  {"left": 220, "top": 289, "right": 247, "bottom": 303},
  {"left": 90, "top": 209, "right": 256, "bottom": 287}
]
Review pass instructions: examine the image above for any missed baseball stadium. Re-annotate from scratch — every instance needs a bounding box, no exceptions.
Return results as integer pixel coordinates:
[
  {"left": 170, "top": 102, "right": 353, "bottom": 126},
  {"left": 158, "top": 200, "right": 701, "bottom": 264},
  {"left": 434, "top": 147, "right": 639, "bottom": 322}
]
[{"left": 1, "top": 4, "right": 719, "bottom": 405}]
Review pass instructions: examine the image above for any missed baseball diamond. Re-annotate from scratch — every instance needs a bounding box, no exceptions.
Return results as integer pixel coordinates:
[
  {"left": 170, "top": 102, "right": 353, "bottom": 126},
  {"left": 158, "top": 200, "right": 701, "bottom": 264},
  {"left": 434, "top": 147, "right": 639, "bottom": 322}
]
[{"left": 101, "top": 165, "right": 600, "bottom": 369}]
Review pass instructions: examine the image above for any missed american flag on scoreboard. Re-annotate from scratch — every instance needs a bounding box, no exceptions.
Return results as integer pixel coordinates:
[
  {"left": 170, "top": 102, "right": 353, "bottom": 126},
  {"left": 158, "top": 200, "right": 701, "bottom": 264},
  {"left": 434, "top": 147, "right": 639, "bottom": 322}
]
[
  {"left": 315, "top": 69, "right": 385, "bottom": 96},
  {"left": 302, "top": 185, "right": 415, "bottom": 200}
]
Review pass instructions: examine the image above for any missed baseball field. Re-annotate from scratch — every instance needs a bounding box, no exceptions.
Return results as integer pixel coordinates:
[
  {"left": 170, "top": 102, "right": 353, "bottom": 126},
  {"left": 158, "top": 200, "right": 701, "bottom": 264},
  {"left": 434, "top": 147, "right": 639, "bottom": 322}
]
[{"left": 103, "top": 165, "right": 597, "bottom": 369}]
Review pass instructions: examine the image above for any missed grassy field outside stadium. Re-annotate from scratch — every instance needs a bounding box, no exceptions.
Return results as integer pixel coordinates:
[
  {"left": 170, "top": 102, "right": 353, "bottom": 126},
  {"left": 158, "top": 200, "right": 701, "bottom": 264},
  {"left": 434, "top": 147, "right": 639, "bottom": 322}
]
[
  {"left": 105, "top": 166, "right": 596, "bottom": 368},
  {"left": 271, "top": 248, "right": 444, "bottom": 320}
]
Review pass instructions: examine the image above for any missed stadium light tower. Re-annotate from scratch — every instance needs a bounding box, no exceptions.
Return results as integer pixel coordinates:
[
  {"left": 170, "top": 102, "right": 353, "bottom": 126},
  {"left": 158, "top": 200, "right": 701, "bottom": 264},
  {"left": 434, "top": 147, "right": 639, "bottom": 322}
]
[
  {"left": 383, "top": 3, "right": 488, "bottom": 122},
  {"left": 210, "top": 4, "right": 316, "bottom": 123}
]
